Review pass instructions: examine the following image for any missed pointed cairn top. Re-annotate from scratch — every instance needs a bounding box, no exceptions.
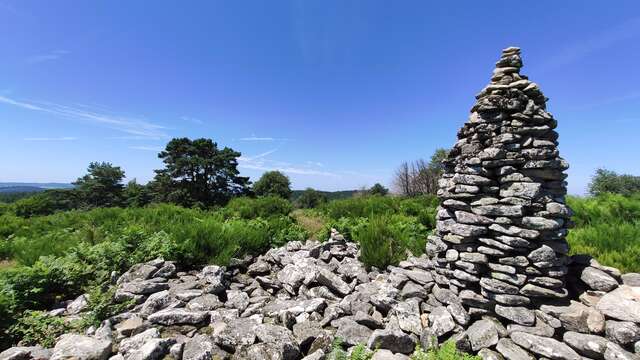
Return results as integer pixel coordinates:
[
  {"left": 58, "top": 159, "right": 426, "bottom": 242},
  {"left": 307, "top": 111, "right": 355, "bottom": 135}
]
[{"left": 474, "top": 47, "right": 547, "bottom": 111}]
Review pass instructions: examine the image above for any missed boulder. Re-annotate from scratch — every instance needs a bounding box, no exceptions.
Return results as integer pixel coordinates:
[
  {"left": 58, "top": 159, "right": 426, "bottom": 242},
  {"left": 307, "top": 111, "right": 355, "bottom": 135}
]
[
  {"left": 51, "top": 334, "right": 112, "bottom": 360},
  {"left": 367, "top": 329, "right": 416, "bottom": 355},
  {"left": 562, "top": 331, "right": 608, "bottom": 359},
  {"left": 510, "top": 332, "right": 581, "bottom": 360},
  {"left": 581, "top": 267, "right": 619, "bottom": 292},
  {"left": 466, "top": 319, "right": 499, "bottom": 351},
  {"left": 596, "top": 286, "right": 640, "bottom": 323},
  {"left": 147, "top": 308, "right": 209, "bottom": 326}
]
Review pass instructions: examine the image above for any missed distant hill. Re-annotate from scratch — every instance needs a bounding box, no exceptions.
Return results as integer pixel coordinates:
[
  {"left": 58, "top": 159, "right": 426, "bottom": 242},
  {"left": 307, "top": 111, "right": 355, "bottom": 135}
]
[
  {"left": 290, "top": 189, "right": 359, "bottom": 201},
  {"left": 0, "top": 182, "right": 73, "bottom": 193}
]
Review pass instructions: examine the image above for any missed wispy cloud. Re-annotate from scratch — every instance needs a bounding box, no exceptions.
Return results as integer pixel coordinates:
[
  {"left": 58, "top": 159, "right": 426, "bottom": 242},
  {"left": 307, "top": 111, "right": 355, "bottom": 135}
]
[
  {"left": 238, "top": 148, "right": 340, "bottom": 177},
  {"left": 0, "top": 95, "right": 168, "bottom": 139},
  {"left": 24, "top": 136, "right": 77, "bottom": 141},
  {"left": 27, "top": 50, "right": 70, "bottom": 64},
  {"left": 537, "top": 17, "right": 640, "bottom": 72},
  {"left": 238, "top": 135, "right": 292, "bottom": 142},
  {"left": 181, "top": 116, "right": 203, "bottom": 125},
  {"left": 129, "top": 145, "right": 163, "bottom": 152}
]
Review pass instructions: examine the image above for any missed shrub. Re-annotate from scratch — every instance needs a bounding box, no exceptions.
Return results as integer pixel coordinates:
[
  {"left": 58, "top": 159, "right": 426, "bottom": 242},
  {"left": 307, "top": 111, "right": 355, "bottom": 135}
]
[
  {"left": 588, "top": 168, "right": 640, "bottom": 196},
  {"left": 82, "top": 285, "right": 133, "bottom": 327},
  {"left": 9, "top": 310, "right": 75, "bottom": 348},
  {"left": 354, "top": 215, "right": 427, "bottom": 269},
  {"left": 224, "top": 196, "right": 292, "bottom": 219},
  {"left": 411, "top": 342, "right": 481, "bottom": 360}
]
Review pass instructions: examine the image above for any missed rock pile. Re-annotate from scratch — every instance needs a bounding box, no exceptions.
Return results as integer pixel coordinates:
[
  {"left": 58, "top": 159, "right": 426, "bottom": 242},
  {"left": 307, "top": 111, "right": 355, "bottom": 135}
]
[
  {"left": 428, "top": 46, "right": 572, "bottom": 307},
  {"left": 2, "top": 48, "right": 640, "bottom": 360}
]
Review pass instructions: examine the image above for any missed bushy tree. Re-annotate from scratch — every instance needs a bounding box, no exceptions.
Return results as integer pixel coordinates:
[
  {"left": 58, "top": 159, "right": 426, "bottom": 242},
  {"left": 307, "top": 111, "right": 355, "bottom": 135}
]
[
  {"left": 123, "top": 179, "right": 153, "bottom": 207},
  {"left": 13, "top": 189, "right": 79, "bottom": 217},
  {"left": 73, "top": 162, "right": 125, "bottom": 208},
  {"left": 368, "top": 183, "right": 389, "bottom": 196},
  {"left": 588, "top": 168, "right": 640, "bottom": 196},
  {"left": 152, "top": 138, "right": 250, "bottom": 207},
  {"left": 253, "top": 171, "right": 292, "bottom": 199},
  {"left": 296, "top": 188, "right": 327, "bottom": 209}
]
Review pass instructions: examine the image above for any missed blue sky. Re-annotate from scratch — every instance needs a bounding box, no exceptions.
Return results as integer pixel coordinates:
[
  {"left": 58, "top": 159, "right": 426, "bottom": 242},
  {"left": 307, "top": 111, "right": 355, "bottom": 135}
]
[{"left": 1, "top": 1, "right": 639, "bottom": 193}]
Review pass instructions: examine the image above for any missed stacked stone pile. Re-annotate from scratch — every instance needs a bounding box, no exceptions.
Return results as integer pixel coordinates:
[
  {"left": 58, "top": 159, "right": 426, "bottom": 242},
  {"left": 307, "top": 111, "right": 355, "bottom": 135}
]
[
  {"left": 429, "top": 46, "right": 572, "bottom": 307},
  {"left": 2, "top": 232, "right": 640, "bottom": 360}
]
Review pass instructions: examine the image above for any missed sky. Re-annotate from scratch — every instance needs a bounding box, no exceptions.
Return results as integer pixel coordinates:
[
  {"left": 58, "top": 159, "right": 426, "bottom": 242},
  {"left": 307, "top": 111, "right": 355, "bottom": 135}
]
[{"left": 1, "top": 1, "right": 639, "bottom": 193}]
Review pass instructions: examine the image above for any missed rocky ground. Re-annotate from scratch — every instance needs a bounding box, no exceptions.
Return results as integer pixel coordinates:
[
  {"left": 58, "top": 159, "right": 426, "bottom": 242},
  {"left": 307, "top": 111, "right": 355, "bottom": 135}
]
[{"left": 1, "top": 230, "right": 640, "bottom": 360}]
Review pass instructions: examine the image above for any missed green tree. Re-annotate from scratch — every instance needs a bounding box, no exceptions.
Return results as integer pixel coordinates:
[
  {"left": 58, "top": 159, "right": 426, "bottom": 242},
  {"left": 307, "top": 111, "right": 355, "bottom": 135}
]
[
  {"left": 393, "top": 148, "right": 449, "bottom": 196},
  {"left": 123, "top": 179, "right": 153, "bottom": 207},
  {"left": 296, "top": 188, "right": 327, "bottom": 209},
  {"left": 368, "top": 183, "right": 389, "bottom": 196},
  {"left": 589, "top": 168, "right": 640, "bottom": 196},
  {"left": 73, "top": 162, "right": 125, "bottom": 208},
  {"left": 152, "top": 138, "right": 250, "bottom": 207},
  {"left": 253, "top": 171, "right": 292, "bottom": 199}
]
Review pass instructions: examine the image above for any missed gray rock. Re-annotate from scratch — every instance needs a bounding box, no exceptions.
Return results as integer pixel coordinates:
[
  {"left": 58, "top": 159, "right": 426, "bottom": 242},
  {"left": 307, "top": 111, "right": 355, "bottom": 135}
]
[
  {"left": 429, "top": 306, "right": 456, "bottom": 337},
  {"left": 125, "top": 338, "right": 174, "bottom": 360},
  {"left": 562, "top": 331, "right": 608, "bottom": 359},
  {"left": 119, "top": 328, "right": 160, "bottom": 356},
  {"left": 0, "top": 347, "right": 51, "bottom": 360},
  {"left": 621, "top": 273, "right": 640, "bottom": 287},
  {"left": 254, "top": 324, "right": 301, "bottom": 360},
  {"left": 581, "top": 267, "right": 619, "bottom": 292},
  {"left": 225, "top": 290, "right": 249, "bottom": 312},
  {"left": 182, "top": 334, "right": 215, "bottom": 360},
  {"left": 496, "top": 338, "right": 535, "bottom": 360},
  {"left": 597, "top": 286, "right": 640, "bottom": 323},
  {"left": 606, "top": 321, "right": 640, "bottom": 346},
  {"left": 392, "top": 298, "right": 422, "bottom": 335},
  {"left": 478, "top": 348, "right": 504, "bottom": 360},
  {"left": 147, "top": 308, "right": 209, "bottom": 326},
  {"left": 199, "top": 265, "right": 227, "bottom": 295},
  {"left": 495, "top": 305, "right": 535, "bottom": 326},
  {"left": 119, "top": 280, "right": 168, "bottom": 296},
  {"left": 293, "top": 321, "right": 324, "bottom": 353},
  {"left": 186, "top": 294, "right": 223, "bottom": 311},
  {"left": 467, "top": 319, "right": 499, "bottom": 351},
  {"left": 51, "top": 334, "right": 112, "bottom": 360},
  {"left": 316, "top": 268, "right": 351, "bottom": 296},
  {"left": 510, "top": 332, "right": 580, "bottom": 360},
  {"left": 302, "top": 350, "right": 325, "bottom": 360},
  {"left": 603, "top": 342, "right": 639, "bottom": 360},
  {"left": 367, "top": 329, "right": 416, "bottom": 355},
  {"left": 371, "top": 349, "right": 410, "bottom": 360},
  {"left": 213, "top": 318, "right": 259, "bottom": 351},
  {"left": 66, "top": 294, "right": 89, "bottom": 315},
  {"left": 140, "top": 290, "right": 175, "bottom": 316},
  {"left": 447, "top": 302, "right": 470, "bottom": 326},
  {"left": 335, "top": 319, "right": 373, "bottom": 347}
]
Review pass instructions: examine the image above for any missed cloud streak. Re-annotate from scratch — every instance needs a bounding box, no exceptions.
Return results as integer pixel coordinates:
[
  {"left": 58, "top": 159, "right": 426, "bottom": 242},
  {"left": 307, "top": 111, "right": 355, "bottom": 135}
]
[
  {"left": 24, "top": 136, "right": 77, "bottom": 141},
  {"left": 238, "top": 148, "right": 340, "bottom": 177},
  {"left": 27, "top": 50, "right": 70, "bottom": 64},
  {"left": 537, "top": 17, "right": 640, "bottom": 72},
  {"left": 0, "top": 95, "right": 168, "bottom": 139}
]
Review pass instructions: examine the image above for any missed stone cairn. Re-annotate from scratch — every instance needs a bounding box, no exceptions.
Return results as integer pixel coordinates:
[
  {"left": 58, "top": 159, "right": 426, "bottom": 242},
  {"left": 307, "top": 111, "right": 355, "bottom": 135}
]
[{"left": 428, "top": 46, "right": 573, "bottom": 316}]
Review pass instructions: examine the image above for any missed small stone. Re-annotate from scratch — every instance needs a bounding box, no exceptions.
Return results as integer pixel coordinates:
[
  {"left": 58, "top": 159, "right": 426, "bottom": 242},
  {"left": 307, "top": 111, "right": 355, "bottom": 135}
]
[
  {"left": 596, "top": 286, "right": 640, "bottom": 323},
  {"left": 51, "top": 334, "right": 112, "bottom": 360},
  {"left": 428, "top": 306, "right": 456, "bottom": 337},
  {"left": 606, "top": 320, "right": 640, "bottom": 346},
  {"left": 495, "top": 305, "right": 535, "bottom": 326},
  {"left": 466, "top": 319, "right": 499, "bottom": 351},
  {"left": 496, "top": 338, "right": 535, "bottom": 360},
  {"left": 581, "top": 267, "right": 619, "bottom": 292}
]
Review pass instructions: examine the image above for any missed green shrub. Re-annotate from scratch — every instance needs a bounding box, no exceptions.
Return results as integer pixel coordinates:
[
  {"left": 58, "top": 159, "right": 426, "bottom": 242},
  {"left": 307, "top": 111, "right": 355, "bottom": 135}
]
[
  {"left": 354, "top": 215, "right": 428, "bottom": 269},
  {"left": 569, "top": 222, "right": 640, "bottom": 273},
  {"left": 350, "top": 344, "right": 374, "bottom": 360},
  {"left": 9, "top": 310, "right": 75, "bottom": 348},
  {"left": 82, "top": 285, "right": 133, "bottom": 327},
  {"left": 411, "top": 342, "right": 481, "bottom": 360},
  {"left": 224, "top": 196, "right": 292, "bottom": 219}
]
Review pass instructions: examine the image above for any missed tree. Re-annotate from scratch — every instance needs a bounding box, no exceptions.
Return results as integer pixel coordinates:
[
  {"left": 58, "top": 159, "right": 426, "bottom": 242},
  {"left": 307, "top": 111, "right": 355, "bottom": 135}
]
[
  {"left": 123, "top": 179, "right": 153, "bottom": 207},
  {"left": 253, "top": 171, "right": 292, "bottom": 199},
  {"left": 73, "top": 162, "right": 125, "bottom": 208},
  {"left": 368, "top": 183, "right": 389, "bottom": 196},
  {"left": 588, "top": 168, "right": 640, "bottom": 196},
  {"left": 152, "top": 138, "right": 250, "bottom": 207},
  {"left": 393, "top": 148, "right": 449, "bottom": 196},
  {"left": 296, "top": 188, "right": 327, "bottom": 209}
]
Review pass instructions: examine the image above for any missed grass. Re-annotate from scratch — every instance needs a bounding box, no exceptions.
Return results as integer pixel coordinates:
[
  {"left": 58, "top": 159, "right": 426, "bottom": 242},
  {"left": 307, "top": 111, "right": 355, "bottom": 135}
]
[{"left": 567, "top": 194, "right": 640, "bottom": 272}]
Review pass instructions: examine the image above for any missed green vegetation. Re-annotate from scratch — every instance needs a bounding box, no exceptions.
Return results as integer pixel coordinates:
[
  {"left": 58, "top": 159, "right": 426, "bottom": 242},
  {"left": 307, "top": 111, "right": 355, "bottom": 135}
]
[
  {"left": 253, "top": 170, "right": 292, "bottom": 199},
  {"left": 410, "top": 342, "right": 481, "bottom": 360},
  {"left": 295, "top": 188, "right": 329, "bottom": 209},
  {"left": 589, "top": 168, "right": 640, "bottom": 196},
  {"left": 326, "top": 339, "right": 373, "bottom": 360},
  {"left": 567, "top": 193, "right": 640, "bottom": 273}
]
